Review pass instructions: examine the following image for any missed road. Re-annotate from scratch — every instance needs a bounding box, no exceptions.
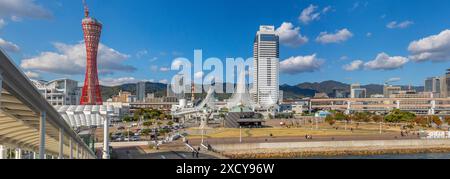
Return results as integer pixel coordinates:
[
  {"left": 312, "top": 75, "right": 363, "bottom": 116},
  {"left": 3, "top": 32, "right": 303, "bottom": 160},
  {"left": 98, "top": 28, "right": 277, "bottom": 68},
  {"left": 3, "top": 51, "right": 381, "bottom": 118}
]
[
  {"left": 186, "top": 133, "right": 421, "bottom": 146},
  {"left": 112, "top": 146, "right": 220, "bottom": 159}
]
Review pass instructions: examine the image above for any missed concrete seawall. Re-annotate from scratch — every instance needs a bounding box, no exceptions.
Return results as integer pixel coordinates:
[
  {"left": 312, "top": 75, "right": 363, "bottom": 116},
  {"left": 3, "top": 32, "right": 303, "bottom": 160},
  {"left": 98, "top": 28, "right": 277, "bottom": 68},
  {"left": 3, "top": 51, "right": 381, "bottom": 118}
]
[{"left": 212, "top": 139, "right": 450, "bottom": 158}]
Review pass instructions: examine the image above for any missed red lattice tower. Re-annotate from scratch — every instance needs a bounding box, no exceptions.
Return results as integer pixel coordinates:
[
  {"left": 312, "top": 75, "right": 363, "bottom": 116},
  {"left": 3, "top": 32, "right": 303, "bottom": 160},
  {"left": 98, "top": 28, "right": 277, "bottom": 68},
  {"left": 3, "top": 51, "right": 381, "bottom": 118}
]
[{"left": 80, "top": 0, "right": 103, "bottom": 105}]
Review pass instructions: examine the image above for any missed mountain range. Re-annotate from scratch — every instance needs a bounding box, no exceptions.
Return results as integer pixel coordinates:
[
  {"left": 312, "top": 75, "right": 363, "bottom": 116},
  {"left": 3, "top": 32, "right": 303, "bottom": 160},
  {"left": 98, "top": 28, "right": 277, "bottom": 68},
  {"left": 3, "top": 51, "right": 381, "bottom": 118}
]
[{"left": 101, "top": 80, "right": 424, "bottom": 101}]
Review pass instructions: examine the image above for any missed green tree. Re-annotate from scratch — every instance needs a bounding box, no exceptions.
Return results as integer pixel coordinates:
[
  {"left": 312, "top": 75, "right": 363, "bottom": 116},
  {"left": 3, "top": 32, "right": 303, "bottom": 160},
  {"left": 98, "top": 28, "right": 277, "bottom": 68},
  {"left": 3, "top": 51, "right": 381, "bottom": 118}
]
[
  {"left": 325, "top": 115, "right": 336, "bottom": 126},
  {"left": 414, "top": 116, "right": 430, "bottom": 127},
  {"left": 123, "top": 116, "right": 135, "bottom": 122},
  {"left": 384, "top": 109, "right": 416, "bottom": 123},
  {"left": 140, "top": 128, "right": 152, "bottom": 140},
  {"left": 143, "top": 121, "right": 153, "bottom": 128},
  {"left": 159, "top": 113, "right": 166, "bottom": 120},
  {"left": 372, "top": 115, "right": 383, "bottom": 123},
  {"left": 445, "top": 116, "right": 450, "bottom": 125},
  {"left": 431, "top": 116, "right": 443, "bottom": 128},
  {"left": 352, "top": 112, "right": 371, "bottom": 122},
  {"left": 167, "top": 121, "right": 174, "bottom": 126},
  {"left": 334, "top": 112, "right": 348, "bottom": 121}
]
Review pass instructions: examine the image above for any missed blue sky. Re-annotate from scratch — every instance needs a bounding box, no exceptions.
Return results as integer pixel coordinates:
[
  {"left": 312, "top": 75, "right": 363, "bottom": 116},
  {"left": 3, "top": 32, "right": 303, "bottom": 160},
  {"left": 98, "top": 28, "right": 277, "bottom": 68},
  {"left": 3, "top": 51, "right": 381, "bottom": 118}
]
[{"left": 1, "top": 0, "right": 450, "bottom": 86}]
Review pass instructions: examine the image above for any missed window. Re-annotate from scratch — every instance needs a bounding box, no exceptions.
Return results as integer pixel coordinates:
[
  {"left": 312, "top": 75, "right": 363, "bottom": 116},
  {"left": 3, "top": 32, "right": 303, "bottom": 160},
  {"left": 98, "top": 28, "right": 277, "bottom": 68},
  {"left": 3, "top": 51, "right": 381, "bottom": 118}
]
[{"left": 260, "top": 34, "right": 278, "bottom": 42}]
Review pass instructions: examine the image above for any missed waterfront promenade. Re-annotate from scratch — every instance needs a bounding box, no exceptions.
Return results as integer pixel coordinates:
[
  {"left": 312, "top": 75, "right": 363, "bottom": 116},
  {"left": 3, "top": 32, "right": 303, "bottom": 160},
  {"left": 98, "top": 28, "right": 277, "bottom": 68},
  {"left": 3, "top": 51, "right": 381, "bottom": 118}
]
[{"left": 211, "top": 139, "right": 450, "bottom": 159}]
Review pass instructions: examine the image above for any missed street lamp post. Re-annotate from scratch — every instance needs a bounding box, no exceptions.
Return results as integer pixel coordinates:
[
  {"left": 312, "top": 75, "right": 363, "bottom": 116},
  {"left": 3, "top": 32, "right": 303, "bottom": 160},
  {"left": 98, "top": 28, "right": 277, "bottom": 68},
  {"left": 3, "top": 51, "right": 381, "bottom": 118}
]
[
  {"left": 201, "top": 127, "right": 204, "bottom": 144},
  {"left": 239, "top": 126, "right": 242, "bottom": 143},
  {"left": 379, "top": 122, "right": 383, "bottom": 134},
  {"left": 127, "top": 128, "right": 130, "bottom": 142}
]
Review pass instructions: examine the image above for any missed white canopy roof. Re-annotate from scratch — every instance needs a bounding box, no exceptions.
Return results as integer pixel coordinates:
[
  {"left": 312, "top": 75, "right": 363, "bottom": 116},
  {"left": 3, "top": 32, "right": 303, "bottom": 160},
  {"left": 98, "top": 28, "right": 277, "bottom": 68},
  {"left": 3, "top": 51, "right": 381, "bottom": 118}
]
[{"left": 54, "top": 105, "right": 115, "bottom": 128}]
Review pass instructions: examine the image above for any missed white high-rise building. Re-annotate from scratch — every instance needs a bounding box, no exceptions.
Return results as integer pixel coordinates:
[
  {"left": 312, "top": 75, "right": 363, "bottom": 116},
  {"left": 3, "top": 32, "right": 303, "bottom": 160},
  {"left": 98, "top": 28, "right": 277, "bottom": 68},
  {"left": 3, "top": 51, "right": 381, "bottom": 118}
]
[
  {"left": 350, "top": 83, "right": 367, "bottom": 98},
  {"left": 252, "top": 25, "right": 280, "bottom": 108}
]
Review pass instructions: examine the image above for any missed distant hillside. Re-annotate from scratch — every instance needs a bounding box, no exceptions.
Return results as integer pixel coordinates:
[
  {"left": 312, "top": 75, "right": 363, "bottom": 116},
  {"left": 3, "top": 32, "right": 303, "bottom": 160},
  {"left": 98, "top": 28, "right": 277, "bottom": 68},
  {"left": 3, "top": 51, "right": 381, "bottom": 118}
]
[
  {"left": 101, "top": 82, "right": 167, "bottom": 101},
  {"left": 280, "top": 84, "right": 316, "bottom": 99},
  {"left": 296, "top": 80, "right": 348, "bottom": 95},
  {"left": 292, "top": 80, "right": 424, "bottom": 98},
  {"left": 100, "top": 80, "right": 424, "bottom": 101}
]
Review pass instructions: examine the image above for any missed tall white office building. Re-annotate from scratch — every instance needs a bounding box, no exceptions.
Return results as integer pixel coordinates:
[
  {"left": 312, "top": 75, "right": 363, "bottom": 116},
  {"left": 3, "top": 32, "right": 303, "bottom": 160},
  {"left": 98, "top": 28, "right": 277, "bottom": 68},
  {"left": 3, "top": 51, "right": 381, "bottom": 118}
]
[{"left": 252, "top": 26, "right": 280, "bottom": 108}]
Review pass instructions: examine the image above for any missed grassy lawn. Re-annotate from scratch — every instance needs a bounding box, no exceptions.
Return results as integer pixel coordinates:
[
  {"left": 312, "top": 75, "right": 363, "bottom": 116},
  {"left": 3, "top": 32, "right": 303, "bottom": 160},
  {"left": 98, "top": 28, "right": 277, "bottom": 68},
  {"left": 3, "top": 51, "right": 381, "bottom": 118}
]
[
  {"left": 185, "top": 121, "right": 417, "bottom": 139},
  {"left": 186, "top": 127, "right": 390, "bottom": 139}
]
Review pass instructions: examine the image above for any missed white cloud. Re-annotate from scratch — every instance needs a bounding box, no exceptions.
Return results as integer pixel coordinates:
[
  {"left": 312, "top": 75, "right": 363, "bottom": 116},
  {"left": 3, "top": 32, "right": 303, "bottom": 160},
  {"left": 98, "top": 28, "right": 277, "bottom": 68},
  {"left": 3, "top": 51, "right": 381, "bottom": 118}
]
[
  {"left": 316, "top": 28, "right": 353, "bottom": 44},
  {"left": 408, "top": 29, "right": 450, "bottom": 62},
  {"left": 194, "top": 71, "right": 204, "bottom": 79},
  {"left": 386, "top": 77, "right": 401, "bottom": 83},
  {"left": 24, "top": 71, "right": 40, "bottom": 79},
  {"left": 149, "top": 57, "right": 158, "bottom": 62},
  {"left": 100, "top": 77, "right": 139, "bottom": 86},
  {"left": 386, "top": 20, "right": 414, "bottom": 29},
  {"left": 0, "top": 38, "right": 20, "bottom": 52},
  {"left": 299, "top": 4, "right": 330, "bottom": 24},
  {"left": 276, "top": 22, "right": 308, "bottom": 47},
  {"left": 280, "top": 54, "right": 324, "bottom": 75},
  {"left": 363, "top": 53, "right": 409, "bottom": 70},
  {"left": 20, "top": 42, "right": 135, "bottom": 75},
  {"left": 340, "top": 56, "right": 349, "bottom": 60},
  {"left": 343, "top": 60, "right": 364, "bottom": 71},
  {"left": 343, "top": 53, "right": 409, "bottom": 71},
  {"left": 0, "top": 0, "right": 52, "bottom": 20},
  {"left": 136, "top": 49, "right": 148, "bottom": 58},
  {"left": 0, "top": 18, "right": 5, "bottom": 29},
  {"left": 160, "top": 67, "right": 170, "bottom": 72},
  {"left": 366, "top": 32, "right": 372, "bottom": 37},
  {"left": 350, "top": 1, "right": 368, "bottom": 11},
  {"left": 322, "top": 6, "right": 332, "bottom": 13}
]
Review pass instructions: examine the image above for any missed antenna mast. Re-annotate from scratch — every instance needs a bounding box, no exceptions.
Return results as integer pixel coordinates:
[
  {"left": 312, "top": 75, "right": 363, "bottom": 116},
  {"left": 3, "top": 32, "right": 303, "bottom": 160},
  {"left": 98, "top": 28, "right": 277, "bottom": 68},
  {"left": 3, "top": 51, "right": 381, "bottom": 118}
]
[{"left": 83, "top": 0, "right": 89, "bottom": 17}]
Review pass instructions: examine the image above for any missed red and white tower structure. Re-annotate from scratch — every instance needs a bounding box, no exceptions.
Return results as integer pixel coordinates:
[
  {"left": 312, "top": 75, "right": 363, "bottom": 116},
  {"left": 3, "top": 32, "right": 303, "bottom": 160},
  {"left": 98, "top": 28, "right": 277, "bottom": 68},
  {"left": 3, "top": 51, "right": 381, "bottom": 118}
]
[{"left": 80, "top": 0, "right": 103, "bottom": 105}]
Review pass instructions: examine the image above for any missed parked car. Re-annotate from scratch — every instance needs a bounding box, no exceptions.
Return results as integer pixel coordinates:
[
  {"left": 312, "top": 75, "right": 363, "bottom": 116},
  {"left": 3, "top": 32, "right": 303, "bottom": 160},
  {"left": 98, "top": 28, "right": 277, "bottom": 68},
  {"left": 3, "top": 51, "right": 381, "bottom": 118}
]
[{"left": 130, "top": 136, "right": 141, "bottom": 141}]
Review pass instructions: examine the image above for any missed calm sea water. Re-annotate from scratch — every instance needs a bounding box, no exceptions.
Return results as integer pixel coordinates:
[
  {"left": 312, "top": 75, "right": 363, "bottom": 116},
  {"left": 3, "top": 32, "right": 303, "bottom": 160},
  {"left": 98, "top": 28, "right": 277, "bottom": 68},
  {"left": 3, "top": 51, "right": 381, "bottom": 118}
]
[{"left": 303, "top": 153, "right": 450, "bottom": 159}]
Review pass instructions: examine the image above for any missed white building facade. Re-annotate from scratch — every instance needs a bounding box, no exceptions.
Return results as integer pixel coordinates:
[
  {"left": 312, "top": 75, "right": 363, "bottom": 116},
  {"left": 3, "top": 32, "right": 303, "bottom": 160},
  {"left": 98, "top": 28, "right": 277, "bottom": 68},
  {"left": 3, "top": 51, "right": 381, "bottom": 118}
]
[
  {"left": 31, "top": 79, "right": 80, "bottom": 106},
  {"left": 252, "top": 26, "right": 280, "bottom": 108}
]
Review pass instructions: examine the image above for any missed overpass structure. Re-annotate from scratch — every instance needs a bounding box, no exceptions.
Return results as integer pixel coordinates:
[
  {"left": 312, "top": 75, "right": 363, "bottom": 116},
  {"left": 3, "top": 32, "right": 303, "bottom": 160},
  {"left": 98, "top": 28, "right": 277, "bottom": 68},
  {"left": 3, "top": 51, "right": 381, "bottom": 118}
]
[
  {"left": 0, "top": 49, "right": 96, "bottom": 159},
  {"left": 310, "top": 98, "right": 450, "bottom": 115}
]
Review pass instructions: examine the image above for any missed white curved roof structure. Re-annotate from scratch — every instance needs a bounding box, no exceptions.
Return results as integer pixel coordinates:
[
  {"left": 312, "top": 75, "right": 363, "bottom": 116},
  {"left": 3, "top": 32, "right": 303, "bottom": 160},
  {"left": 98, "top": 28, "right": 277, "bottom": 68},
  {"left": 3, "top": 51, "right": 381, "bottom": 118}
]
[
  {"left": 227, "top": 70, "right": 256, "bottom": 109},
  {"left": 0, "top": 49, "right": 96, "bottom": 159},
  {"left": 54, "top": 105, "right": 115, "bottom": 128}
]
